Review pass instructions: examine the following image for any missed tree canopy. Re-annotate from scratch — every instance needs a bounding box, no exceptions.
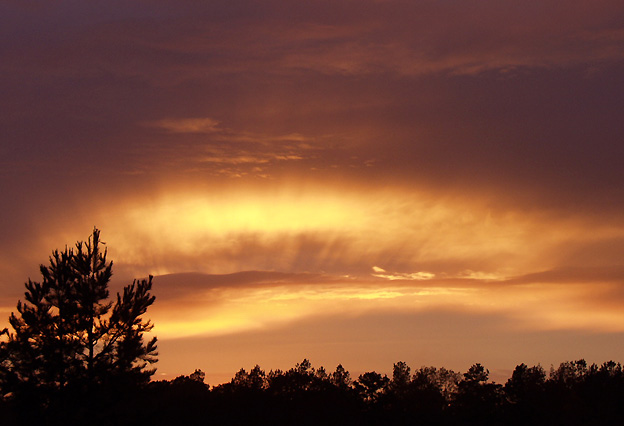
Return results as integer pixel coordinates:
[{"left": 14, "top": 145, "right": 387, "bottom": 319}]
[
  {"left": 143, "top": 358, "right": 624, "bottom": 426},
  {"left": 0, "top": 228, "right": 157, "bottom": 421}
]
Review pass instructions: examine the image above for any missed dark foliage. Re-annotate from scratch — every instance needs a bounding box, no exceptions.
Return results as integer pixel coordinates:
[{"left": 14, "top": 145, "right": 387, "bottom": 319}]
[
  {"left": 39, "top": 358, "right": 620, "bottom": 426},
  {"left": 2, "top": 326, "right": 624, "bottom": 426},
  {"left": 0, "top": 229, "right": 157, "bottom": 425}
]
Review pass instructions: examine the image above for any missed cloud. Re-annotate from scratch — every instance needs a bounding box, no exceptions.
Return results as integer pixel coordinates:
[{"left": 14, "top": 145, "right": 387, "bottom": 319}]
[
  {"left": 3, "top": 0, "right": 623, "bottom": 217},
  {"left": 149, "top": 268, "right": 624, "bottom": 342},
  {"left": 84, "top": 1, "right": 624, "bottom": 79},
  {"left": 133, "top": 118, "right": 337, "bottom": 178},
  {"left": 153, "top": 271, "right": 332, "bottom": 301},
  {"left": 371, "top": 267, "right": 435, "bottom": 281},
  {"left": 146, "top": 117, "right": 221, "bottom": 134},
  {"left": 7, "top": 0, "right": 623, "bottom": 95},
  {"left": 504, "top": 266, "right": 624, "bottom": 286}
]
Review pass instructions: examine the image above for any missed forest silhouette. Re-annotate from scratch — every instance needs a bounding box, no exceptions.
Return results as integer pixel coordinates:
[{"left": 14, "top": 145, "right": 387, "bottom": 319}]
[{"left": 1, "top": 230, "right": 623, "bottom": 425}]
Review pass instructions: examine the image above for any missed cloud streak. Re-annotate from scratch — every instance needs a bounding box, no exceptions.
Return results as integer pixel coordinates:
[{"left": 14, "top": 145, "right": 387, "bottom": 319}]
[{"left": 146, "top": 117, "right": 221, "bottom": 134}]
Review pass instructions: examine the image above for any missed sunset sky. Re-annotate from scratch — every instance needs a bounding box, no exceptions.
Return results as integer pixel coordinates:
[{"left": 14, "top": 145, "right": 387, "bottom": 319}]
[{"left": 2, "top": 0, "right": 624, "bottom": 385}]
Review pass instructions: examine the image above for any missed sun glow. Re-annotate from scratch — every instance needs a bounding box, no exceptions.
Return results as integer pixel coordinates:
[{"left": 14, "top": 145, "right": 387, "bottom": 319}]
[
  {"left": 19, "top": 182, "right": 624, "bottom": 348},
  {"left": 89, "top": 184, "right": 588, "bottom": 280}
]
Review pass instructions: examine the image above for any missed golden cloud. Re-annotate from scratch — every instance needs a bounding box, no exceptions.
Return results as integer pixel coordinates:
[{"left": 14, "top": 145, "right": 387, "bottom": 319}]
[
  {"left": 146, "top": 117, "right": 221, "bottom": 134},
  {"left": 149, "top": 271, "right": 624, "bottom": 341}
]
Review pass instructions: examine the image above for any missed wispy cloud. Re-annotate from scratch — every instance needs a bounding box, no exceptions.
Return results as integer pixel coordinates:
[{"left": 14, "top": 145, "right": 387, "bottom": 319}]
[
  {"left": 372, "top": 266, "right": 435, "bottom": 281},
  {"left": 83, "top": 1, "right": 624, "bottom": 82},
  {"left": 148, "top": 267, "right": 624, "bottom": 341},
  {"left": 146, "top": 117, "right": 221, "bottom": 134},
  {"left": 135, "top": 118, "right": 352, "bottom": 177}
]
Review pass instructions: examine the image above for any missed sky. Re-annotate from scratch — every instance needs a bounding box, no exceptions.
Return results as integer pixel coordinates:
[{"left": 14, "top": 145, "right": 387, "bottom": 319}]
[{"left": 1, "top": 0, "right": 624, "bottom": 385}]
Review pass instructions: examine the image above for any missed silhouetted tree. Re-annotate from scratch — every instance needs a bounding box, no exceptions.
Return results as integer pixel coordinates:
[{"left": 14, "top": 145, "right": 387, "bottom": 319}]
[
  {"left": 414, "top": 366, "right": 461, "bottom": 402},
  {"left": 505, "top": 363, "right": 546, "bottom": 403},
  {"left": 229, "top": 365, "right": 266, "bottom": 391},
  {"left": 381, "top": 361, "right": 413, "bottom": 424},
  {"left": 406, "top": 366, "right": 460, "bottom": 422},
  {"left": 503, "top": 363, "right": 546, "bottom": 425},
  {"left": 140, "top": 370, "right": 210, "bottom": 426},
  {"left": 0, "top": 229, "right": 157, "bottom": 421},
  {"left": 454, "top": 363, "right": 504, "bottom": 425},
  {"left": 390, "top": 361, "right": 411, "bottom": 393},
  {"left": 189, "top": 368, "right": 206, "bottom": 383},
  {"left": 549, "top": 359, "right": 588, "bottom": 388},
  {"left": 330, "top": 364, "right": 352, "bottom": 390},
  {"left": 355, "top": 371, "right": 389, "bottom": 403},
  {"left": 269, "top": 359, "right": 319, "bottom": 394},
  {"left": 543, "top": 359, "right": 592, "bottom": 425},
  {"left": 580, "top": 361, "right": 624, "bottom": 424}
]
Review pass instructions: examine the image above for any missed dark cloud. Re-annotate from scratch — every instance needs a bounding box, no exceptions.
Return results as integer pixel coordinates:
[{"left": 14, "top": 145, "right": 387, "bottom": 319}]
[
  {"left": 152, "top": 270, "right": 333, "bottom": 301},
  {"left": 3, "top": 0, "right": 622, "bottom": 210},
  {"left": 505, "top": 266, "right": 624, "bottom": 285}
]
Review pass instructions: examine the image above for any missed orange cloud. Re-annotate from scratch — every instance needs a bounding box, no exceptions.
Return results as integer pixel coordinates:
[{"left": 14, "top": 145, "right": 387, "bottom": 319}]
[
  {"left": 148, "top": 270, "right": 624, "bottom": 343},
  {"left": 146, "top": 117, "right": 221, "bottom": 134},
  {"left": 372, "top": 266, "right": 436, "bottom": 281}
]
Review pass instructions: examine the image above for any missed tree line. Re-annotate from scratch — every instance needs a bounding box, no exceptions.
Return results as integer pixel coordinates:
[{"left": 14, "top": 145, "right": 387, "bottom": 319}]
[
  {"left": 140, "top": 358, "right": 624, "bottom": 426},
  {"left": 1, "top": 229, "right": 623, "bottom": 425}
]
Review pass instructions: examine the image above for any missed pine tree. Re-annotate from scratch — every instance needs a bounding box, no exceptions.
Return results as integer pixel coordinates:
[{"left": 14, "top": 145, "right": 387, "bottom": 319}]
[{"left": 0, "top": 228, "right": 158, "bottom": 409}]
